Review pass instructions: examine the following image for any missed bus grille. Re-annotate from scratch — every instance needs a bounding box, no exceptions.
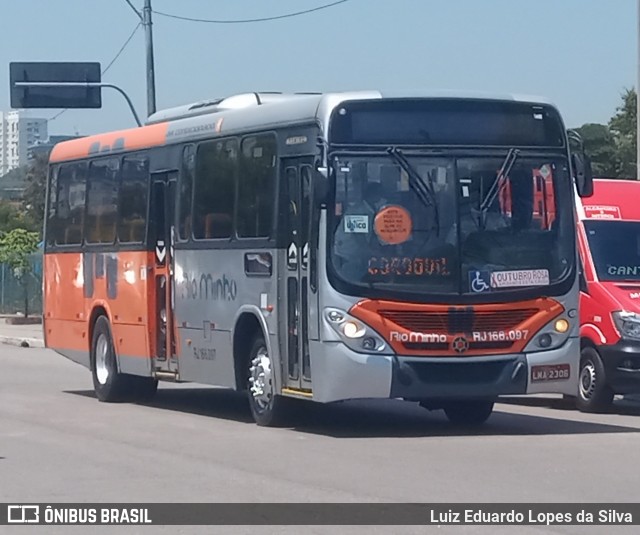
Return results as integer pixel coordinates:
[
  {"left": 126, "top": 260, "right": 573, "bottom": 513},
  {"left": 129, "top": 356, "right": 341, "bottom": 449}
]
[
  {"left": 378, "top": 308, "right": 537, "bottom": 333},
  {"left": 401, "top": 341, "right": 514, "bottom": 352}
]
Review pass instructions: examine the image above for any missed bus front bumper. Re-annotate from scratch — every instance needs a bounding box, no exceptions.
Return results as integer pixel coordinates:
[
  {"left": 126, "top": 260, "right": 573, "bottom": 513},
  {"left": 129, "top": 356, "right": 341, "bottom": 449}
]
[{"left": 308, "top": 337, "right": 579, "bottom": 403}]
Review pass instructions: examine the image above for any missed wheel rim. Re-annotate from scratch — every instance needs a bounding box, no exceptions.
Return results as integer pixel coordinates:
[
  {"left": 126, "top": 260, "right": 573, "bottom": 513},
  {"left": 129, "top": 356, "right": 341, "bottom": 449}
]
[
  {"left": 249, "top": 346, "right": 273, "bottom": 412},
  {"left": 579, "top": 360, "right": 597, "bottom": 400},
  {"left": 95, "top": 333, "right": 110, "bottom": 385}
]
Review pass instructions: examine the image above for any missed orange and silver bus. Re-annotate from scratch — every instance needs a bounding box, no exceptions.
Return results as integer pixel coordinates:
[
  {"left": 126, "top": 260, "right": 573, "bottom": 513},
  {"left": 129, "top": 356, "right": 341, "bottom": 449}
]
[{"left": 44, "top": 91, "right": 592, "bottom": 426}]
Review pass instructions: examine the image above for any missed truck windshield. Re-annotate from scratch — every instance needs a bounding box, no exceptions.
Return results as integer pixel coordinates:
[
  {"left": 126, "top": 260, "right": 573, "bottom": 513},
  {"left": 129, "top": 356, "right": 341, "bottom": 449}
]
[
  {"left": 329, "top": 154, "right": 574, "bottom": 298},
  {"left": 584, "top": 220, "right": 640, "bottom": 281}
]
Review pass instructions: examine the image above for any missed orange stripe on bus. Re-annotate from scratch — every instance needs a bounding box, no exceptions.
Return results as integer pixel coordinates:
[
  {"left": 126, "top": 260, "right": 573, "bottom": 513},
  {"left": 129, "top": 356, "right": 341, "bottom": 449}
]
[{"left": 49, "top": 122, "right": 169, "bottom": 162}]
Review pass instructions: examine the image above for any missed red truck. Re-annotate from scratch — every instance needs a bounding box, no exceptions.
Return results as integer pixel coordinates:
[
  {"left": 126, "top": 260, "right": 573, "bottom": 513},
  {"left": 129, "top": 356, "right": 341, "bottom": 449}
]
[{"left": 576, "top": 179, "right": 640, "bottom": 411}]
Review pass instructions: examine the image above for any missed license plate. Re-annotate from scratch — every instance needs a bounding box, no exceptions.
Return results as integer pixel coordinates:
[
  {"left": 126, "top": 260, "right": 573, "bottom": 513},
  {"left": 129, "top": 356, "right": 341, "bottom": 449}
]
[{"left": 531, "top": 364, "right": 570, "bottom": 382}]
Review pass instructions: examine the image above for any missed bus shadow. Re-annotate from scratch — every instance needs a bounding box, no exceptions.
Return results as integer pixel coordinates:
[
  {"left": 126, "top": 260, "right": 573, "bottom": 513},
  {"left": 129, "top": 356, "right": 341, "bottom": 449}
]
[
  {"left": 66, "top": 387, "right": 640, "bottom": 438},
  {"left": 66, "top": 387, "right": 255, "bottom": 424},
  {"left": 501, "top": 395, "right": 640, "bottom": 417},
  {"left": 287, "top": 399, "right": 640, "bottom": 438}
]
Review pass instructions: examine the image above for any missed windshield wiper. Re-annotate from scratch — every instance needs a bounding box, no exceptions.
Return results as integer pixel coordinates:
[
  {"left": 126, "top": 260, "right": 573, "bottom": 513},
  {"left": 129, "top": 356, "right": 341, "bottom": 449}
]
[
  {"left": 386, "top": 147, "right": 440, "bottom": 236},
  {"left": 478, "top": 148, "right": 519, "bottom": 229}
]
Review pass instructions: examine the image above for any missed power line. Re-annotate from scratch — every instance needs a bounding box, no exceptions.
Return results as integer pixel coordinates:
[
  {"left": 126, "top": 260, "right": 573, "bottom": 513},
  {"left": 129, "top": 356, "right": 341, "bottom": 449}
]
[
  {"left": 49, "top": 22, "right": 142, "bottom": 122},
  {"left": 103, "top": 22, "right": 142, "bottom": 76},
  {"left": 123, "top": 0, "right": 142, "bottom": 19},
  {"left": 152, "top": 0, "right": 349, "bottom": 24}
]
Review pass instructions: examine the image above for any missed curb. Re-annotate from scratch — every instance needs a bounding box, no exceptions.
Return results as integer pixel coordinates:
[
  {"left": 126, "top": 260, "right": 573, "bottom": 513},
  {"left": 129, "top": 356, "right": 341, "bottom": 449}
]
[{"left": 0, "top": 336, "right": 45, "bottom": 348}]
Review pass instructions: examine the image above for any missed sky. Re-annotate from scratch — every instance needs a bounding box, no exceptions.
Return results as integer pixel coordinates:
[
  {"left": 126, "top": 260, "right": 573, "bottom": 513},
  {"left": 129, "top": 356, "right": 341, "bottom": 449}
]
[{"left": 0, "top": 0, "right": 636, "bottom": 136}]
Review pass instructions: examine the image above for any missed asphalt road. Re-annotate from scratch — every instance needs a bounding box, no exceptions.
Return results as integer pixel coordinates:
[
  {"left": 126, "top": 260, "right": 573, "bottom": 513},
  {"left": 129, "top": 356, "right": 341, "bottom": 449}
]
[{"left": 2, "top": 344, "right": 640, "bottom": 535}]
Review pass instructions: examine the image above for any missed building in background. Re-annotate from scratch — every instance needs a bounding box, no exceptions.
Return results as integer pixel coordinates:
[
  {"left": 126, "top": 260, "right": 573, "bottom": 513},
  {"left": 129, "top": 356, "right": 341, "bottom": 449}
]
[
  {"left": 28, "top": 134, "right": 82, "bottom": 161},
  {"left": 0, "top": 110, "right": 48, "bottom": 177}
]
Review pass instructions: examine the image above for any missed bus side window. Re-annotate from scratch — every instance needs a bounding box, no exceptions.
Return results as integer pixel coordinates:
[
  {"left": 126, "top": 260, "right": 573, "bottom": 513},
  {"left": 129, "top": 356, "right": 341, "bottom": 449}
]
[
  {"left": 118, "top": 153, "right": 149, "bottom": 244},
  {"left": 238, "top": 133, "right": 277, "bottom": 238},
  {"left": 192, "top": 138, "right": 237, "bottom": 240},
  {"left": 85, "top": 158, "right": 120, "bottom": 244},
  {"left": 53, "top": 161, "right": 87, "bottom": 246},
  {"left": 178, "top": 145, "right": 195, "bottom": 241}
]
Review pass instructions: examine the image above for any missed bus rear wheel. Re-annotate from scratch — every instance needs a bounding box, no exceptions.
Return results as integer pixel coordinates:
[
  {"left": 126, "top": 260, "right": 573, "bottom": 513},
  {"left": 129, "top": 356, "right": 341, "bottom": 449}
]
[
  {"left": 442, "top": 400, "right": 494, "bottom": 426},
  {"left": 91, "top": 316, "right": 128, "bottom": 402},
  {"left": 247, "top": 335, "right": 290, "bottom": 427},
  {"left": 576, "top": 346, "right": 613, "bottom": 413}
]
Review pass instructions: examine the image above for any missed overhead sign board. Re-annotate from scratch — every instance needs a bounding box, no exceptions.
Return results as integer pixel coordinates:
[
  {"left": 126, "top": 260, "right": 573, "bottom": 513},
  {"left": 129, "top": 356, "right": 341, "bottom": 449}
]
[{"left": 10, "top": 62, "right": 102, "bottom": 109}]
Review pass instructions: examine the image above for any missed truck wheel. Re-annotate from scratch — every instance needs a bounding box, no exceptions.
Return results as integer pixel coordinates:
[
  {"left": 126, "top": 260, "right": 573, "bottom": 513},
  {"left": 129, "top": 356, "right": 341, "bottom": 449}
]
[
  {"left": 576, "top": 346, "right": 613, "bottom": 413},
  {"left": 247, "top": 335, "right": 290, "bottom": 427},
  {"left": 443, "top": 400, "right": 494, "bottom": 426},
  {"left": 91, "top": 316, "right": 128, "bottom": 402}
]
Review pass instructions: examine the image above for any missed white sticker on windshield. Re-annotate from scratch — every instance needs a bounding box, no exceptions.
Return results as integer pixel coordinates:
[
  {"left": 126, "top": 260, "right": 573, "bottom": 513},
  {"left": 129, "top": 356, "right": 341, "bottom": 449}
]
[
  {"left": 490, "top": 269, "right": 549, "bottom": 288},
  {"left": 344, "top": 215, "right": 369, "bottom": 233}
]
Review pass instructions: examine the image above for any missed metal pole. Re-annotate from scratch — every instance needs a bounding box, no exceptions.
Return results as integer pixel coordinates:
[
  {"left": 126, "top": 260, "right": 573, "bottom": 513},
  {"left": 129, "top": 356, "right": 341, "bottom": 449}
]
[
  {"left": 637, "top": 0, "right": 640, "bottom": 178},
  {"left": 14, "top": 82, "right": 142, "bottom": 126},
  {"left": 1, "top": 264, "right": 5, "bottom": 310},
  {"left": 143, "top": 0, "right": 157, "bottom": 117}
]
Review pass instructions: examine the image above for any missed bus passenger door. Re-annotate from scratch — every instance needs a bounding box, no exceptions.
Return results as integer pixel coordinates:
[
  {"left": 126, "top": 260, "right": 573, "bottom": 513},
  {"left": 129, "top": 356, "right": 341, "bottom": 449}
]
[
  {"left": 150, "top": 171, "right": 178, "bottom": 376},
  {"left": 283, "top": 160, "right": 314, "bottom": 392}
]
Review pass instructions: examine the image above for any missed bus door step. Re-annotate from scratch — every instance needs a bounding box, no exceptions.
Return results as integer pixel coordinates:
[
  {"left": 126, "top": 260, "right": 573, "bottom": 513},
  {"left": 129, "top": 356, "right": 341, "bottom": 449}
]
[{"left": 154, "top": 370, "right": 179, "bottom": 382}]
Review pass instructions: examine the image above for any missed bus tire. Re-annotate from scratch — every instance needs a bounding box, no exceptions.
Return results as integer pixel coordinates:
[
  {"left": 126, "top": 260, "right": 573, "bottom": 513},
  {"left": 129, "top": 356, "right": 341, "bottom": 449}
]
[
  {"left": 247, "top": 335, "right": 290, "bottom": 427},
  {"left": 576, "top": 346, "right": 613, "bottom": 413},
  {"left": 91, "top": 316, "right": 128, "bottom": 402},
  {"left": 128, "top": 376, "right": 158, "bottom": 402},
  {"left": 443, "top": 400, "right": 494, "bottom": 426}
]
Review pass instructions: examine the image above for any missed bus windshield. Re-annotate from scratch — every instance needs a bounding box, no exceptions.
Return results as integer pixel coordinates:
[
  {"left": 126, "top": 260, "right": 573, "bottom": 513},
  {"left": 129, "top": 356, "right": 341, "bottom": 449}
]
[
  {"left": 584, "top": 220, "right": 640, "bottom": 281},
  {"left": 329, "top": 154, "right": 574, "bottom": 297}
]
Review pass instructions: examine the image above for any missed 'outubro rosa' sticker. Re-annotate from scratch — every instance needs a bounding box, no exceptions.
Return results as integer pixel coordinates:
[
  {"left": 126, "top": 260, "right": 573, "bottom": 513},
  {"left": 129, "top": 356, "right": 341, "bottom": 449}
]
[
  {"left": 490, "top": 269, "right": 550, "bottom": 288},
  {"left": 374, "top": 205, "right": 412, "bottom": 245}
]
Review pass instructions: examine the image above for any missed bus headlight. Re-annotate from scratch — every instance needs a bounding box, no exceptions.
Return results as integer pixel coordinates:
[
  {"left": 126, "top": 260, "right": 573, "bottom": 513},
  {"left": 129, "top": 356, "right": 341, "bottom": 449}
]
[
  {"left": 523, "top": 315, "right": 573, "bottom": 353},
  {"left": 612, "top": 311, "right": 640, "bottom": 341},
  {"left": 342, "top": 320, "right": 366, "bottom": 339},
  {"left": 554, "top": 319, "right": 570, "bottom": 334},
  {"left": 324, "top": 307, "right": 392, "bottom": 354}
]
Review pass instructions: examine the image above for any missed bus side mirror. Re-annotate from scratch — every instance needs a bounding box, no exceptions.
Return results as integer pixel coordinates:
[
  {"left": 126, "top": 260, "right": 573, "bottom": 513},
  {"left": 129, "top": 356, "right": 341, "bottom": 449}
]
[
  {"left": 314, "top": 165, "right": 329, "bottom": 205},
  {"left": 572, "top": 153, "right": 594, "bottom": 198}
]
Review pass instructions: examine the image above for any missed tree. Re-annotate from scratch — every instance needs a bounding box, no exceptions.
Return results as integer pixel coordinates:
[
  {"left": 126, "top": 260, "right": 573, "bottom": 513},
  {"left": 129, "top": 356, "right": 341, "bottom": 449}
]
[
  {"left": 22, "top": 152, "right": 49, "bottom": 234},
  {"left": 572, "top": 123, "right": 618, "bottom": 177},
  {"left": 609, "top": 88, "right": 637, "bottom": 178},
  {"left": 0, "top": 201, "right": 33, "bottom": 233},
  {"left": 0, "top": 228, "right": 40, "bottom": 317}
]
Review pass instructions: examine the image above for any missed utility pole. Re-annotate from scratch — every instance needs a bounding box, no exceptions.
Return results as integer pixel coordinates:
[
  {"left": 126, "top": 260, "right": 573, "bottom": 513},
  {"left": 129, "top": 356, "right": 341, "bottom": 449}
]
[
  {"left": 143, "top": 0, "right": 157, "bottom": 116},
  {"left": 124, "top": 0, "right": 157, "bottom": 117}
]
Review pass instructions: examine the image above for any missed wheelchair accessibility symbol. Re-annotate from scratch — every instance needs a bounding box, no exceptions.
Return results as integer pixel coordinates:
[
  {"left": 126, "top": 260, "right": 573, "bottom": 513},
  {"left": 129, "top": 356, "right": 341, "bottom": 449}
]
[{"left": 469, "top": 270, "right": 491, "bottom": 293}]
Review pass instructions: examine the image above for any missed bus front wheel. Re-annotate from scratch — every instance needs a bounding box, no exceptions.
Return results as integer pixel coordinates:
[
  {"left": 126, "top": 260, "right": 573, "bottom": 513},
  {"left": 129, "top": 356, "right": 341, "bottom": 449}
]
[
  {"left": 247, "top": 335, "right": 290, "bottom": 427},
  {"left": 576, "top": 346, "right": 613, "bottom": 413},
  {"left": 442, "top": 400, "right": 494, "bottom": 426},
  {"left": 91, "top": 316, "right": 128, "bottom": 402}
]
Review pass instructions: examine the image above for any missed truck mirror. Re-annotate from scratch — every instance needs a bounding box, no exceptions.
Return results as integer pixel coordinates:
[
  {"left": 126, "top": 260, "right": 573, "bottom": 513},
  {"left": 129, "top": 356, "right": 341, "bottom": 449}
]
[
  {"left": 572, "top": 153, "right": 594, "bottom": 198},
  {"left": 314, "top": 165, "right": 329, "bottom": 205}
]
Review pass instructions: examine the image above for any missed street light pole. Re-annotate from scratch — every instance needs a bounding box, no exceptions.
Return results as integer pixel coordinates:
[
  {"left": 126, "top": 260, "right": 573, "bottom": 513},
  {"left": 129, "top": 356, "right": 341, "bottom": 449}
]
[
  {"left": 143, "top": 0, "right": 157, "bottom": 116},
  {"left": 124, "top": 0, "right": 157, "bottom": 117},
  {"left": 637, "top": 0, "right": 640, "bottom": 178}
]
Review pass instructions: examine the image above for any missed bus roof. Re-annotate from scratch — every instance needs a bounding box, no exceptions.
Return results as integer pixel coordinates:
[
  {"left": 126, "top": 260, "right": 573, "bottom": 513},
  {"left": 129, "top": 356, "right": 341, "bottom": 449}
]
[
  {"left": 577, "top": 178, "right": 640, "bottom": 222},
  {"left": 49, "top": 90, "right": 560, "bottom": 163}
]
